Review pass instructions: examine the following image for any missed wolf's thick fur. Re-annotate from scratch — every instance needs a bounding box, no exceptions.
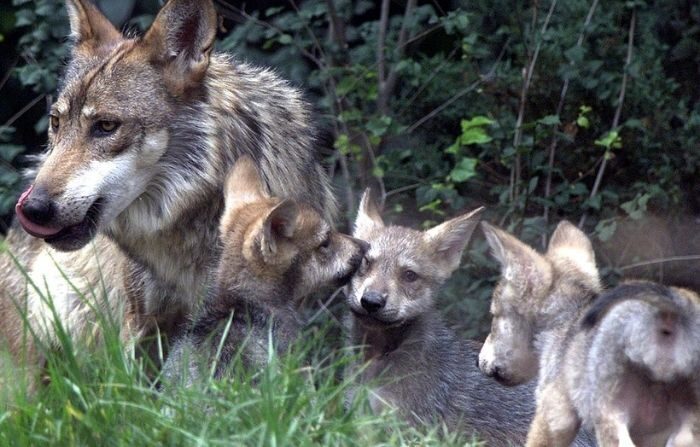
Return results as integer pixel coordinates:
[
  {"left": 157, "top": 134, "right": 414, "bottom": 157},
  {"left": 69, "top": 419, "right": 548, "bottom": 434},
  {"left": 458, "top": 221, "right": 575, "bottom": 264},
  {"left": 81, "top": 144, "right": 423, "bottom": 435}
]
[
  {"left": 343, "top": 191, "right": 595, "bottom": 445},
  {"left": 163, "top": 157, "right": 365, "bottom": 385},
  {"left": 479, "top": 221, "right": 699, "bottom": 447},
  {"left": 1, "top": 0, "right": 336, "bottom": 361}
]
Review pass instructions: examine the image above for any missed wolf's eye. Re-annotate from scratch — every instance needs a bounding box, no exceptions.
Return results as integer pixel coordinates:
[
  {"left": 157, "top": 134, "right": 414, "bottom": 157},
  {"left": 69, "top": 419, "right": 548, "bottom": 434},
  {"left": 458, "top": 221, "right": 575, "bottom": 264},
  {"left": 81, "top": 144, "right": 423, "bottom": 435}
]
[
  {"left": 50, "top": 115, "right": 59, "bottom": 131},
  {"left": 402, "top": 269, "right": 418, "bottom": 283},
  {"left": 94, "top": 120, "right": 120, "bottom": 135}
]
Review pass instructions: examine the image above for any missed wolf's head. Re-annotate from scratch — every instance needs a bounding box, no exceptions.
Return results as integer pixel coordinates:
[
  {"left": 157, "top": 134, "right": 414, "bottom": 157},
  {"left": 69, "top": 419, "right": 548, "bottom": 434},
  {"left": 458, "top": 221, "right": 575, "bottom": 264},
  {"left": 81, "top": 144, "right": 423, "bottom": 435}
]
[
  {"left": 14, "top": 0, "right": 217, "bottom": 251},
  {"left": 217, "top": 156, "right": 367, "bottom": 302},
  {"left": 346, "top": 189, "right": 483, "bottom": 327},
  {"left": 478, "top": 220, "right": 601, "bottom": 385}
]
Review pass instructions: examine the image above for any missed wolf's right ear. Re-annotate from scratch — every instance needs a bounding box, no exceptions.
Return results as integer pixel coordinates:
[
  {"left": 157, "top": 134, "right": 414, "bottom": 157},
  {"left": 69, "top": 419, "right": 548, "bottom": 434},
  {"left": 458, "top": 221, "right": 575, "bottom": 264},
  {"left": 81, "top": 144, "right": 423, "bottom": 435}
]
[
  {"left": 224, "top": 156, "right": 267, "bottom": 211},
  {"left": 481, "top": 222, "right": 551, "bottom": 292},
  {"left": 353, "top": 188, "right": 384, "bottom": 239},
  {"left": 65, "top": 0, "right": 122, "bottom": 54},
  {"left": 261, "top": 199, "right": 299, "bottom": 259},
  {"left": 142, "top": 0, "right": 217, "bottom": 96}
]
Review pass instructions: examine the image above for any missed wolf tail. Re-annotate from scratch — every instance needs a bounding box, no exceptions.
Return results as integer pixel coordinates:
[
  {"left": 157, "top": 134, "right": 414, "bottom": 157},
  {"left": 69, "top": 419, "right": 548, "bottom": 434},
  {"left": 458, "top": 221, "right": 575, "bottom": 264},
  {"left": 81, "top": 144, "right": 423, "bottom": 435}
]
[{"left": 581, "top": 281, "right": 683, "bottom": 329}]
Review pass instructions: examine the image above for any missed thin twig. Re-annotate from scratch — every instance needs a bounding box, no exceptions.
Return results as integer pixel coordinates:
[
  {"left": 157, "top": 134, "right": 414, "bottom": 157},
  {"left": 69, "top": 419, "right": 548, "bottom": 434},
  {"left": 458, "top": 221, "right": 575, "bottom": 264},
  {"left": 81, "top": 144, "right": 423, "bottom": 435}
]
[
  {"left": 379, "top": 0, "right": 417, "bottom": 115},
  {"left": 376, "top": 0, "right": 390, "bottom": 91},
  {"left": 579, "top": 10, "right": 636, "bottom": 229},
  {"left": 4, "top": 94, "right": 46, "bottom": 129},
  {"left": 406, "top": 38, "right": 510, "bottom": 134},
  {"left": 542, "top": 0, "right": 599, "bottom": 247},
  {"left": 619, "top": 255, "right": 700, "bottom": 272},
  {"left": 307, "top": 288, "right": 343, "bottom": 325},
  {"left": 510, "top": 0, "right": 558, "bottom": 203}
]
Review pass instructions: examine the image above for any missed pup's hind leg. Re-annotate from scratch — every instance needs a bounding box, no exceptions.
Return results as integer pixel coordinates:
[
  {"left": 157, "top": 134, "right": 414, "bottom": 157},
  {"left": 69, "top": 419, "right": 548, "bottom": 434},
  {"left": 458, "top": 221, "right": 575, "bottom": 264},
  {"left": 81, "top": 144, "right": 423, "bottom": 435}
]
[
  {"left": 593, "top": 409, "right": 634, "bottom": 447},
  {"left": 526, "top": 383, "right": 580, "bottom": 447},
  {"left": 669, "top": 411, "right": 698, "bottom": 447}
]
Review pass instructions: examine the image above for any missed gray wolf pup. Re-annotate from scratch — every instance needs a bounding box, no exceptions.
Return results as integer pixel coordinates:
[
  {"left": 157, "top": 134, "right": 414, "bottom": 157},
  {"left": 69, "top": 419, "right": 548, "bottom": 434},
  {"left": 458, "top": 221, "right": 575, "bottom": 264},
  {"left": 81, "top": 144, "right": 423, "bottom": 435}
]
[
  {"left": 344, "top": 190, "right": 594, "bottom": 445},
  {"left": 479, "top": 221, "right": 699, "bottom": 446},
  {"left": 1, "top": 0, "right": 336, "bottom": 365},
  {"left": 163, "top": 156, "right": 366, "bottom": 384}
]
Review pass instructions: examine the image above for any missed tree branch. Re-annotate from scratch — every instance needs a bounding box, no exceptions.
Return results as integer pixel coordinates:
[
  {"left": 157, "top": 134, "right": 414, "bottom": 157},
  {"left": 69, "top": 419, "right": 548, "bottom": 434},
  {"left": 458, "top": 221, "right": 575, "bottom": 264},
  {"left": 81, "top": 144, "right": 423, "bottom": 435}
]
[
  {"left": 579, "top": 9, "right": 635, "bottom": 229},
  {"left": 542, "top": 0, "right": 599, "bottom": 247}
]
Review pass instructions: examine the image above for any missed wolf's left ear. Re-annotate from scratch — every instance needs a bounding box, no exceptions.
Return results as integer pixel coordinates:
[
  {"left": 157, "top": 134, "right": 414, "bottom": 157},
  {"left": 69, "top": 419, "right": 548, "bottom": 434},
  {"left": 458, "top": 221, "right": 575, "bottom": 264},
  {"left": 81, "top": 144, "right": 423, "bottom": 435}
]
[
  {"left": 353, "top": 188, "right": 384, "bottom": 239},
  {"left": 143, "top": 0, "right": 217, "bottom": 96},
  {"left": 424, "top": 207, "right": 484, "bottom": 274},
  {"left": 65, "top": 0, "right": 122, "bottom": 54},
  {"left": 547, "top": 220, "right": 598, "bottom": 280},
  {"left": 261, "top": 200, "right": 299, "bottom": 259},
  {"left": 224, "top": 155, "right": 267, "bottom": 212}
]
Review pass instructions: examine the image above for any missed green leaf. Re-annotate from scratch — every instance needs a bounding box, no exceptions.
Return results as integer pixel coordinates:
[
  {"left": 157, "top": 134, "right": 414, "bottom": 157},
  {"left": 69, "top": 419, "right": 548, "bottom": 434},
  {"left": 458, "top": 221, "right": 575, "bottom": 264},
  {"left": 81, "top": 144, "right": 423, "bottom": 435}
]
[
  {"left": 595, "top": 219, "right": 617, "bottom": 242},
  {"left": 576, "top": 115, "right": 590, "bottom": 128},
  {"left": 449, "top": 158, "right": 477, "bottom": 183},
  {"left": 537, "top": 115, "right": 560, "bottom": 126},
  {"left": 594, "top": 130, "right": 622, "bottom": 149},
  {"left": 461, "top": 116, "right": 494, "bottom": 131},
  {"left": 0, "top": 144, "right": 25, "bottom": 162}
]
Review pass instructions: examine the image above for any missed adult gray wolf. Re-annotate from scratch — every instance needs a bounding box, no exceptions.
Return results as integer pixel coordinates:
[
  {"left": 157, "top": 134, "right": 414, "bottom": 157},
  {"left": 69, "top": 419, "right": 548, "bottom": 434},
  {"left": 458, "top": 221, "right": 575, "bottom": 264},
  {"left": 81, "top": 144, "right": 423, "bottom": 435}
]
[{"left": 0, "top": 0, "right": 336, "bottom": 371}]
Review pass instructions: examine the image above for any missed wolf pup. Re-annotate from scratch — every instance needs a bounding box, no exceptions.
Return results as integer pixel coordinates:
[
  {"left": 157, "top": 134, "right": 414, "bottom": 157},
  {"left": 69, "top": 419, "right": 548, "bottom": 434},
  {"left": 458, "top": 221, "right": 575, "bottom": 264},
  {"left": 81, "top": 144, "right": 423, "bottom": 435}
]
[
  {"left": 1, "top": 0, "right": 336, "bottom": 363},
  {"left": 344, "top": 190, "right": 555, "bottom": 446},
  {"left": 163, "top": 157, "right": 366, "bottom": 385},
  {"left": 479, "top": 221, "right": 699, "bottom": 446}
]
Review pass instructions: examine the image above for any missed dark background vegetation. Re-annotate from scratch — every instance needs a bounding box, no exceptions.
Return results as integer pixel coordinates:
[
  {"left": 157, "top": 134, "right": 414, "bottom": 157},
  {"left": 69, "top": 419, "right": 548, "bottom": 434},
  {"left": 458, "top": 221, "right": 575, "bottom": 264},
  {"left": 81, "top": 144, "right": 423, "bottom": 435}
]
[{"left": 2, "top": 0, "right": 700, "bottom": 338}]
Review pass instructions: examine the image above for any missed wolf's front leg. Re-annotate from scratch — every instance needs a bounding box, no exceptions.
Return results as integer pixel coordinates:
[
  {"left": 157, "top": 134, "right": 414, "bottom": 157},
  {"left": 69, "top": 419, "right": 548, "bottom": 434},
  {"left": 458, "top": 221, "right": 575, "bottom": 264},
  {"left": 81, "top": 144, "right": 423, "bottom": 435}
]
[{"left": 526, "top": 383, "right": 580, "bottom": 447}]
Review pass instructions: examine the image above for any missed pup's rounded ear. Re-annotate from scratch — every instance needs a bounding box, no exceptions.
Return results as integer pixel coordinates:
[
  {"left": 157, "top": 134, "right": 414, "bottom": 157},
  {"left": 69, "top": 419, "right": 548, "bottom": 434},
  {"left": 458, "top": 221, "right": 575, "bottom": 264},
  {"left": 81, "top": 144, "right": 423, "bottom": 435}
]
[
  {"left": 261, "top": 199, "right": 300, "bottom": 257},
  {"left": 424, "top": 207, "right": 484, "bottom": 275},
  {"left": 65, "top": 0, "right": 122, "bottom": 55},
  {"left": 353, "top": 188, "right": 384, "bottom": 239},
  {"left": 223, "top": 156, "right": 267, "bottom": 212},
  {"left": 141, "top": 0, "right": 217, "bottom": 96}
]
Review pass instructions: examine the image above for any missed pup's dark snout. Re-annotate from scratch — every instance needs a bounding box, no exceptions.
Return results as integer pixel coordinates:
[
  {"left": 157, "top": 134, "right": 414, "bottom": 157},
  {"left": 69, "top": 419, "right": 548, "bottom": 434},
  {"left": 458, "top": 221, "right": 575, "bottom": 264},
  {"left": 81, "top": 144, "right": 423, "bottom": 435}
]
[
  {"left": 361, "top": 291, "right": 386, "bottom": 313},
  {"left": 21, "top": 185, "right": 55, "bottom": 226}
]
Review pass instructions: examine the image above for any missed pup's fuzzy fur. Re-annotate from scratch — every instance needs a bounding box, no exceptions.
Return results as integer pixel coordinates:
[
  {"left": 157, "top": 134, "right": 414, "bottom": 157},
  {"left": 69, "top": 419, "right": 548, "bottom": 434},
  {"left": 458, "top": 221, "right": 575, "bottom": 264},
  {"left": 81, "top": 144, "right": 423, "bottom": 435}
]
[{"left": 344, "top": 191, "right": 596, "bottom": 445}]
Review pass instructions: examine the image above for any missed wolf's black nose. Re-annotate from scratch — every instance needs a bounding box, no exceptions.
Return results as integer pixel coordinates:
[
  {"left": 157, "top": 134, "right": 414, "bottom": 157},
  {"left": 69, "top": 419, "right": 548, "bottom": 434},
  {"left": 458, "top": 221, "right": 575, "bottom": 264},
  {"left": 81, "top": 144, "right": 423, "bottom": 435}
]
[
  {"left": 361, "top": 291, "right": 386, "bottom": 313},
  {"left": 21, "top": 186, "right": 55, "bottom": 225}
]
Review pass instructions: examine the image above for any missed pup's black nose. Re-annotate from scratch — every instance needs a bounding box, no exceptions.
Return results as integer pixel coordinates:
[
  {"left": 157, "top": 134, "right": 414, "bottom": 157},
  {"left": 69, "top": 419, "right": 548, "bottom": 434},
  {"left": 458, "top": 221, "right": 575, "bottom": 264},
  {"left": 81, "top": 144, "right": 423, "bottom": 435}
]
[
  {"left": 349, "top": 237, "right": 370, "bottom": 254},
  {"left": 21, "top": 186, "right": 55, "bottom": 225},
  {"left": 361, "top": 291, "right": 386, "bottom": 313}
]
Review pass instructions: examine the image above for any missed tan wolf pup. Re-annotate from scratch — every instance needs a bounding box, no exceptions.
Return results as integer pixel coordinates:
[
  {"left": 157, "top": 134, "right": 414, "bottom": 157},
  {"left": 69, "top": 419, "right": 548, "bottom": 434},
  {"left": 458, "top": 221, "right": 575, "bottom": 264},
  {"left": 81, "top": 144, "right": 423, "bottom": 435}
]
[
  {"left": 344, "top": 191, "right": 596, "bottom": 446},
  {"left": 163, "top": 156, "right": 366, "bottom": 385},
  {"left": 479, "top": 221, "right": 700, "bottom": 447},
  {"left": 0, "top": 0, "right": 336, "bottom": 366}
]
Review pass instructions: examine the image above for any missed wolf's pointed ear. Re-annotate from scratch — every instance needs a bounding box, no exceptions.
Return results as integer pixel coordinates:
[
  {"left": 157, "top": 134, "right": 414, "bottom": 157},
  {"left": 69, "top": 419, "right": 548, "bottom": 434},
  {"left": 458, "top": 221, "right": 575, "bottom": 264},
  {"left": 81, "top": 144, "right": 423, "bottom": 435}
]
[
  {"left": 424, "top": 207, "right": 484, "bottom": 274},
  {"left": 481, "top": 221, "right": 551, "bottom": 291},
  {"left": 65, "top": 0, "right": 122, "bottom": 54},
  {"left": 547, "top": 220, "right": 598, "bottom": 282},
  {"left": 224, "top": 156, "right": 267, "bottom": 211},
  {"left": 261, "top": 200, "right": 299, "bottom": 258},
  {"left": 142, "top": 0, "right": 217, "bottom": 96},
  {"left": 353, "top": 188, "right": 384, "bottom": 239}
]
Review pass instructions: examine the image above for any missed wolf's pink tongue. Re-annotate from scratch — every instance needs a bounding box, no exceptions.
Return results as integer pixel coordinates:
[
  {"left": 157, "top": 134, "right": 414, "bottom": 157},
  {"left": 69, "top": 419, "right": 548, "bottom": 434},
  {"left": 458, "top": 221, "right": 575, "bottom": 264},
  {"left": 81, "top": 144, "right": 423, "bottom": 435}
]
[{"left": 15, "top": 185, "right": 63, "bottom": 238}]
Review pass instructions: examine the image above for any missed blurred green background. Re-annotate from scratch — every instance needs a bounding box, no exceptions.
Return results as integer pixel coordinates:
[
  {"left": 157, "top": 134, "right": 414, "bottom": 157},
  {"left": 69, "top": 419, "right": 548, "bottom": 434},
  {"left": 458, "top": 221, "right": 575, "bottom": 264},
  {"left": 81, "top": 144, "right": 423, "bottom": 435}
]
[{"left": 2, "top": 0, "right": 700, "bottom": 338}]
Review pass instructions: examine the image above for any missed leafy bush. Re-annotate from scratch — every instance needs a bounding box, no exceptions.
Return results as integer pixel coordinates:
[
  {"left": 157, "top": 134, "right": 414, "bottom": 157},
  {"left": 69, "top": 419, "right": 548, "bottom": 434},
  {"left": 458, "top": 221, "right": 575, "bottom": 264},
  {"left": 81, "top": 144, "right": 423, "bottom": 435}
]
[{"left": 3, "top": 0, "right": 700, "bottom": 335}]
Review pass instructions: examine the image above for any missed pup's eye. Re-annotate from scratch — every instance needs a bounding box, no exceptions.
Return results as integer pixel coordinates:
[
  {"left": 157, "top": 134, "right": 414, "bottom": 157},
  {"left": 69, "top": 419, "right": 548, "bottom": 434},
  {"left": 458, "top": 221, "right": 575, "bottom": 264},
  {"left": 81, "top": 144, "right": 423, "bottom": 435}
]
[
  {"left": 49, "top": 115, "right": 59, "bottom": 131},
  {"left": 402, "top": 269, "right": 418, "bottom": 283},
  {"left": 358, "top": 256, "right": 370, "bottom": 275},
  {"left": 318, "top": 235, "right": 331, "bottom": 252},
  {"left": 94, "top": 120, "right": 120, "bottom": 135}
]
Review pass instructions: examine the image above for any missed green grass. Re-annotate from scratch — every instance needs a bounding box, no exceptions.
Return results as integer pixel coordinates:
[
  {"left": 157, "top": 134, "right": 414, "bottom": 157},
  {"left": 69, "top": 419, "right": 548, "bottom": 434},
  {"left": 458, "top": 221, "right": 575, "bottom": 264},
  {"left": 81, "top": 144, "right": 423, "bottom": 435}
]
[{"left": 0, "top": 258, "right": 480, "bottom": 447}]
